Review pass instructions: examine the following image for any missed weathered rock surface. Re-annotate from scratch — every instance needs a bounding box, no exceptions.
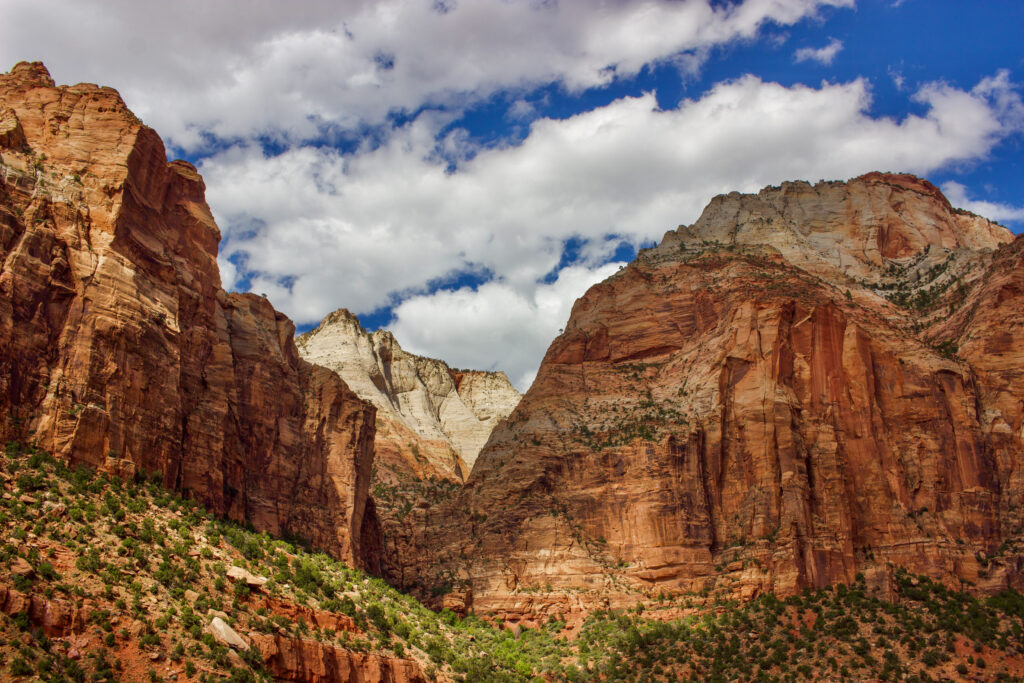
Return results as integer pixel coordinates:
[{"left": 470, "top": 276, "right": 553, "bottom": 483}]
[
  {"left": 0, "top": 583, "right": 89, "bottom": 637},
  {"left": 0, "top": 62, "right": 377, "bottom": 567},
  {"left": 208, "top": 616, "right": 250, "bottom": 651},
  {"left": 226, "top": 565, "right": 269, "bottom": 589},
  {"left": 930, "top": 233, "right": 1024, "bottom": 534},
  {"left": 297, "top": 308, "right": 521, "bottom": 482},
  {"left": 252, "top": 632, "right": 426, "bottom": 683},
  {"left": 661, "top": 172, "right": 1013, "bottom": 284},
  {"left": 399, "top": 174, "right": 1023, "bottom": 616}
]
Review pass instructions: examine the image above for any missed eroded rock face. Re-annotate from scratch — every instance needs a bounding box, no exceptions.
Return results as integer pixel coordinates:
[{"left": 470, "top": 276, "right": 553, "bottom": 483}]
[
  {"left": 297, "top": 308, "right": 521, "bottom": 482},
  {"left": 0, "top": 62, "right": 377, "bottom": 567},
  {"left": 0, "top": 584, "right": 89, "bottom": 638},
  {"left": 930, "top": 234, "right": 1024, "bottom": 533},
  {"left": 252, "top": 633, "right": 426, "bottom": 683},
  {"left": 400, "top": 174, "right": 1022, "bottom": 616}
]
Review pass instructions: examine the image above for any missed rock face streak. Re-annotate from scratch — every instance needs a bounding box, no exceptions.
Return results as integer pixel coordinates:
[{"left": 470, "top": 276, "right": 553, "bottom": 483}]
[
  {"left": 0, "top": 63, "right": 378, "bottom": 568},
  {"left": 403, "top": 173, "right": 1024, "bottom": 616},
  {"left": 297, "top": 308, "right": 521, "bottom": 483}
]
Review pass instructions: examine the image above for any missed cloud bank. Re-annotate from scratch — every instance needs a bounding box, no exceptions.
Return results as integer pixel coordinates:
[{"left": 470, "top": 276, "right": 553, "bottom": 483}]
[{"left": 0, "top": 0, "right": 852, "bottom": 151}]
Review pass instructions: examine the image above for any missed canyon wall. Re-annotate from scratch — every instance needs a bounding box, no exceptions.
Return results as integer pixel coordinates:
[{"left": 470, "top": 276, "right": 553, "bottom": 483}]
[
  {"left": 4, "top": 61, "right": 1024, "bottom": 624},
  {"left": 0, "top": 62, "right": 378, "bottom": 568},
  {"left": 297, "top": 308, "right": 521, "bottom": 591},
  {"left": 398, "top": 174, "right": 1023, "bottom": 618}
]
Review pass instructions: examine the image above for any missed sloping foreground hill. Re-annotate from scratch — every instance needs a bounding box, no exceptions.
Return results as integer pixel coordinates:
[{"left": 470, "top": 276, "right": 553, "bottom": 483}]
[
  {"left": 396, "top": 174, "right": 1024, "bottom": 621},
  {"left": 0, "top": 62, "right": 379, "bottom": 568},
  {"left": 5, "top": 442, "right": 1024, "bottom": 682}
]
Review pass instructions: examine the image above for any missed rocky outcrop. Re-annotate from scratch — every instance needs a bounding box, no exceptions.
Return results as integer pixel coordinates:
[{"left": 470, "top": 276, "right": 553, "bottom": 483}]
[
  {"left": 297, "top": 308, "right": 520, "bottom": 482},
  {"left": 0, "top": 584, "right": 89, "bottom": 637},
  {"left": 252, "top": 634, "right": 426, "bottom": 683},
  {"left": 399, "top": 174, "right": 1022, "bottom": 615},
  {"left": 0, "top": 62, "right": 377, "bottom": 567}
]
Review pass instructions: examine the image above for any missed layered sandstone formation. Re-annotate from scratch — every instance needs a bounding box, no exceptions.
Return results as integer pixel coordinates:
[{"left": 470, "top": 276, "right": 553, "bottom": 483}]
[
  {"left": 397, "top": 174, "right": 1022, "bottom": 617},
  {"left": 0, "top": 63, "right": 378, "bottom": 567},
  {"left": 5, "top": 58, "right": 1024, "bottom": 630},
  {"left": 253, "top": 634, "right": 426, "bottom": 683},
  {"left": 297, "top": 308, "right": 521, "bottom": 483}
]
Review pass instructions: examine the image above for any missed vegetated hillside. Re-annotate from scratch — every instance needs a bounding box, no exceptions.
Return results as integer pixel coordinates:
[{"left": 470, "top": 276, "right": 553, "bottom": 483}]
[
  {"left": 5, "top": 442, "right": 1024, "bottom": 683},
  {"left": 0, "top": 62, "right": 378, "bottom": 568},
  {"left": 396, "top": 174, "right": 1024, "bottom": 620}
]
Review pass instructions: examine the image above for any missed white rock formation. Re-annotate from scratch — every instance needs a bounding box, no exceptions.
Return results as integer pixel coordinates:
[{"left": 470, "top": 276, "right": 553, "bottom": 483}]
[
  {"left": 208, "top": 617, "right": 249, "bottom": 651},
  {"left": 655, "top": 173, "right": 1013, "bottom": 284},
  {"left": 296, "top": 309, "right": 521, "bottom": 480}
]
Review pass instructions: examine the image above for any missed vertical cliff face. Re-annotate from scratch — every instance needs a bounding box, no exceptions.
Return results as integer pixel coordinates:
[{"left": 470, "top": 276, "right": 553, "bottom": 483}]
[
  {"left": 397, "top": 174, "right": 1022, "bottom": 616},
  {"left": 930, "top": 234, "right": 1024, "bottom": 532},
  {"left": 297, "top": 308, "right": 521, "bottom": 483},
  {"left": 0, "top": 63, "right": 378, "bottom": 567}
]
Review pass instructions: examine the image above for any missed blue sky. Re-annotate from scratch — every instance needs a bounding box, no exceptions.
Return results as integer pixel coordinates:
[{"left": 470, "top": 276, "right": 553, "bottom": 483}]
[{"left": 2, "top": 0, "right": 1022, "bottom": 389}]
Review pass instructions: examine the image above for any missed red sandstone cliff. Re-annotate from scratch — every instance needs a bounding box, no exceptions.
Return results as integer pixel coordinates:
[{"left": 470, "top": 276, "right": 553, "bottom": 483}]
[
  {"left": 0, "top": 62, "right": 378, "bottom": 568},
  {"left": 396, "top": 174, "right": 1023, "bottom": 618},
  {"left": 930, "top": 233, "right": 1024, "bottom": 533}
]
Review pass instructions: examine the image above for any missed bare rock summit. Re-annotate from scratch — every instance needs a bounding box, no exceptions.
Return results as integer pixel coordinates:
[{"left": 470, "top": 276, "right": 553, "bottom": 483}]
[{"left": 297, "top": 308, "right": 521, "bottom": 483}]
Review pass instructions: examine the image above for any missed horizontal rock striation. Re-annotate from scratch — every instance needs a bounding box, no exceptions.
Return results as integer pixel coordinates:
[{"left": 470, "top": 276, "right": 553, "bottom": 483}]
[
  {"left": 0, "top": 62, "right": 378, "bottom": 568},
  {"left": 252, "top": 634, "right": 426, "bottom": 683}
]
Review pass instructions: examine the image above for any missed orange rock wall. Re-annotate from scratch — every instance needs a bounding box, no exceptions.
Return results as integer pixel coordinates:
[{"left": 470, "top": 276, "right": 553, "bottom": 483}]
[
  {"left": 397, "top": 177, "right": 1024, "bottom": 615},
  {"left": 932, "top": 235, "right": 1024, "bottom": 530},
  {"left": 0, "top": 62, "right": 377, "bottom": 567},
  {"left": 252, "top": 634, "right": 425, "bottom": 683}
]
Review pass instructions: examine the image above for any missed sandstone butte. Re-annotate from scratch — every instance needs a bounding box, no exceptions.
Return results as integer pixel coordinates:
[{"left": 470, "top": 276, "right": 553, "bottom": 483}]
[
  {"left": 296, "top": 307, "right": 521, "bottom": 485},
  {"left": 393, "top": 172, "right": 1024, "bottom": 625},
  {"left": 0, "top": 62, "right": 384, "bottom": 575}
]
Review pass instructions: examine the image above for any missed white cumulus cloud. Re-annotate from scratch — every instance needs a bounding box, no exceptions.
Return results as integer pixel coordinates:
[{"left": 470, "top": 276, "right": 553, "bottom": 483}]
[
  {"left": 0, "top": 0, "right": 852, "bottom": 151},
  {"left": 794, "top": 38, "right": 843, "bottom": 64},
  {"left": 941, "top": 181, "right": 1024, "bottom": 223},
  {"left": 390, "top": 263, "right": 624, "bottom": 391}
]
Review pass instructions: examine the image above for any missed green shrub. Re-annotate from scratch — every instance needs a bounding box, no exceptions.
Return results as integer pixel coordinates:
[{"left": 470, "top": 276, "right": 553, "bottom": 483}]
[{"left": 9, "top": 657, "right": 33, "bottom": 676}]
